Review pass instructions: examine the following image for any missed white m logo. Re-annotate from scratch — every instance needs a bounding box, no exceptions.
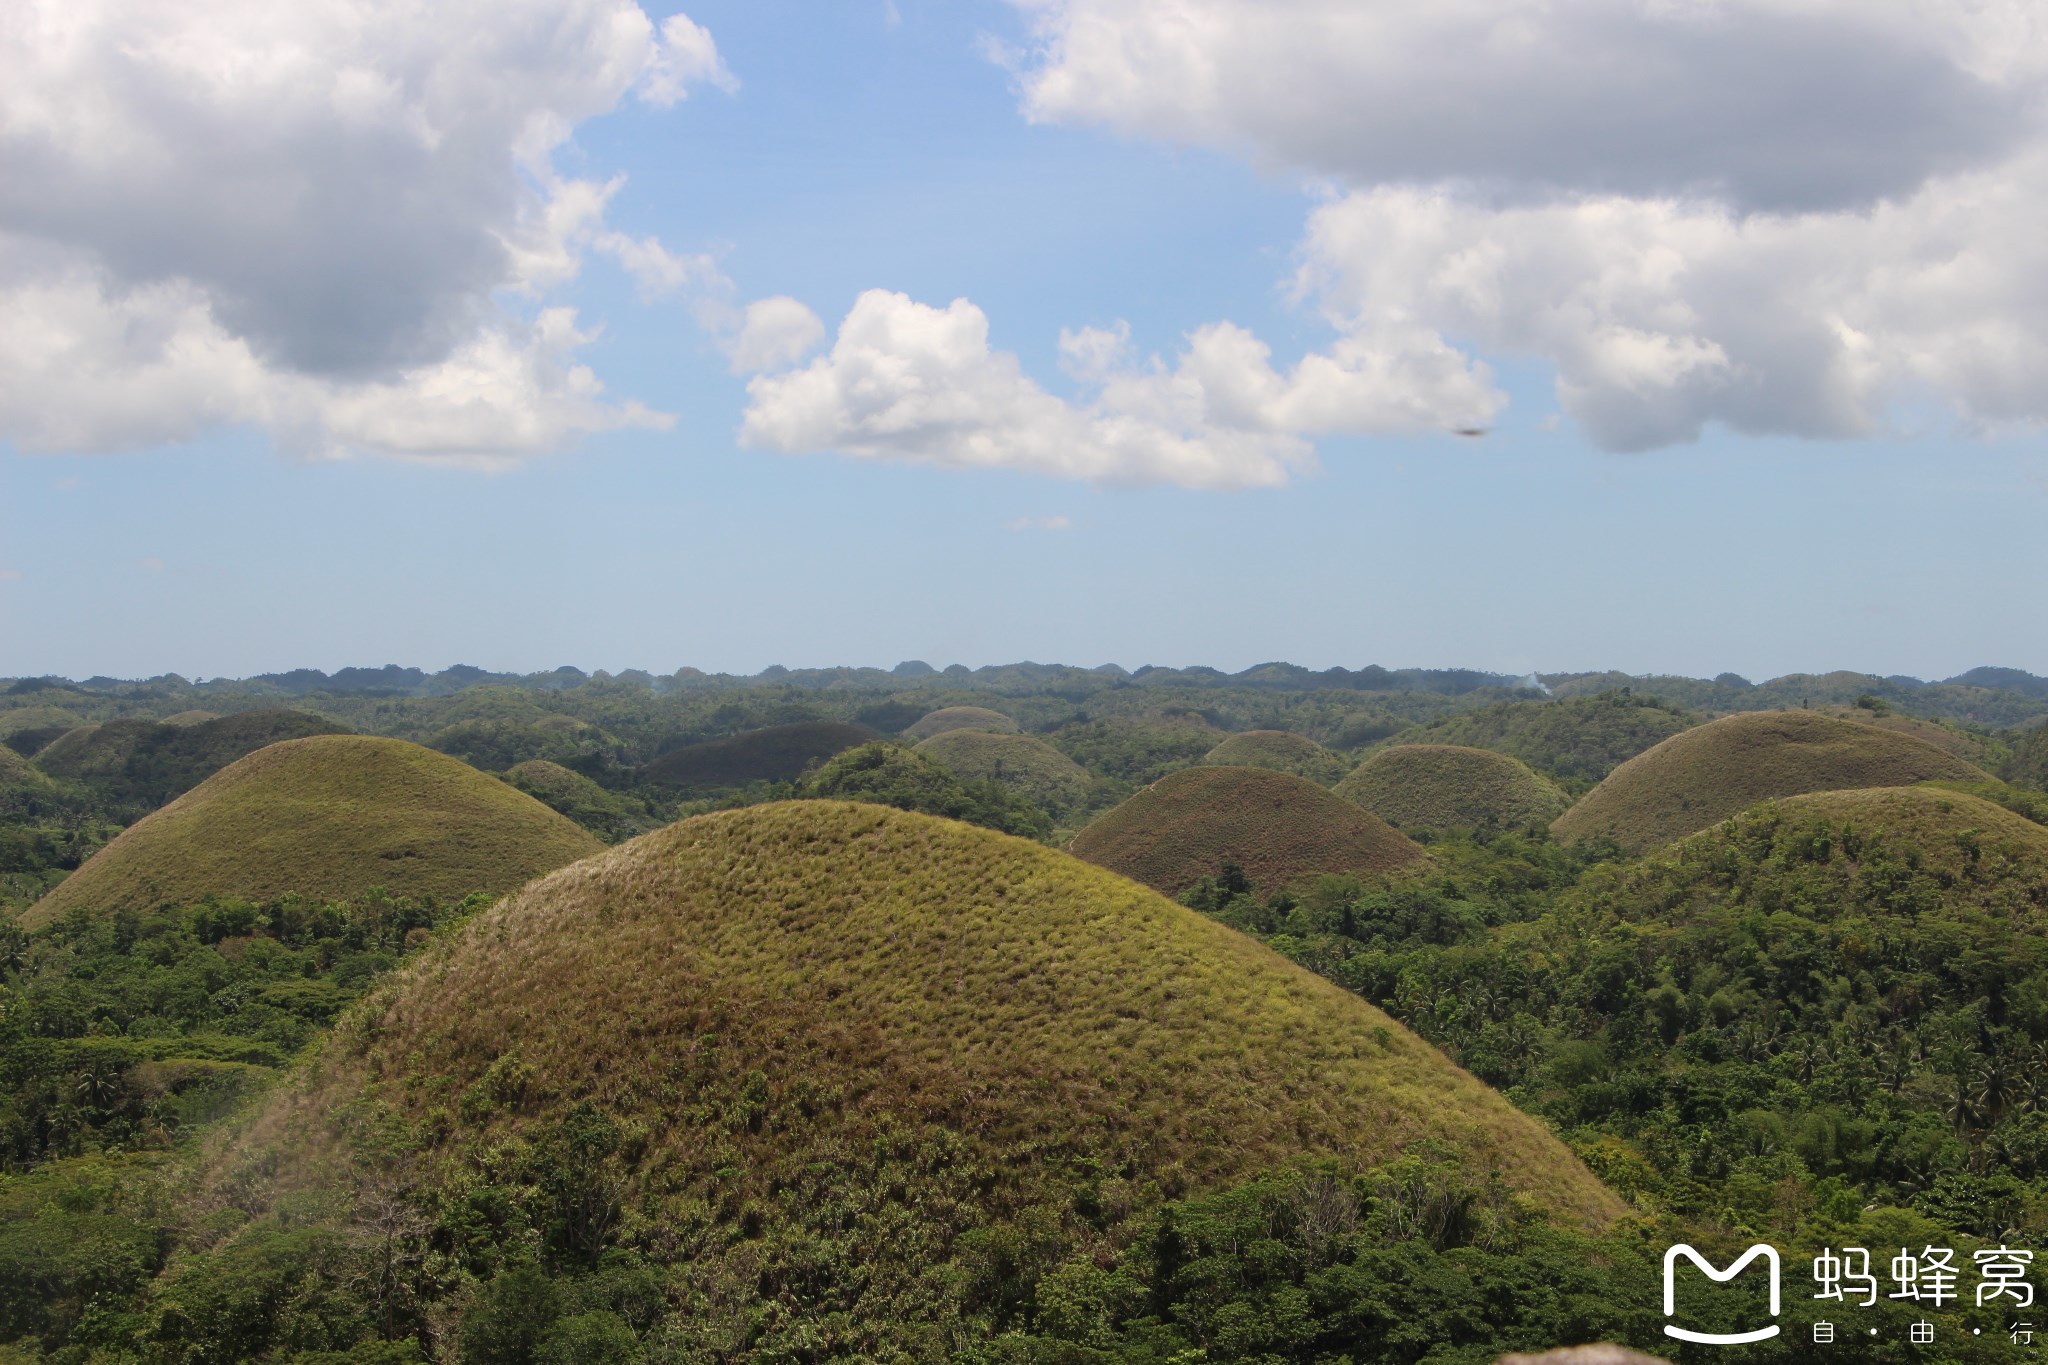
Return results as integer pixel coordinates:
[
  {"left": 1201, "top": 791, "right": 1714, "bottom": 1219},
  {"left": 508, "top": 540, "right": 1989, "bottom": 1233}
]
[{"left": 1663, "top": 1243, "right": 1782, "bottom": 1345}]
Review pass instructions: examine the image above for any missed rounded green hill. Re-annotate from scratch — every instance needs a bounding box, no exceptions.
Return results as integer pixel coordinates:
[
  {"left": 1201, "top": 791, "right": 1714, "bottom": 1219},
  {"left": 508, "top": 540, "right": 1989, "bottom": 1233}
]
[
  {"left": 0, "top": 704, "right": 83, "bottom": 741},
  {"left": 1202, "top": 729, "right": 1347, "bottom": 783},
  {"left": 1387, "top": 691, "right": 1696, "bottom": 789},
  {"left": 31, "top": 708, "right": 349, "bottom": 814},
  {"left": 1764, "top": 786, "right": 2048, "bottom": 872},
  {"left": 0, "top": 744, "right": 46, "bottom": 790},
  {"left": 642, "top": 720, "right": 879, "bottom": 789},
  {"left": 901, "top": 705, "right": 1020, "bottom": 741},
  {"left": 1551, "top": 710, "right": 1989, "bottom": 852},
  {"left": 219, "top": 801, "right": 1618, "bottom": 1352},
  {"left": 912, "top": 729, "right": 1091, "bottom": 809},
  {"left": 1336, "top": 744, "right": 1571, "bottom": 835},
  {"left": 0, "top": 745, "right": 55, "bottom": 817},
  {"left": 1069, "top": 765, "right": 1428, "bottom": 896},
  {"left": 503, "top": 759, "right": 649, "bottom": 843},
  {"left": 1581, "top": 785, "right": 2048, "bottom": 936},
  {"left": 21, "top": 736, "right": 603, "bottom": 928}
]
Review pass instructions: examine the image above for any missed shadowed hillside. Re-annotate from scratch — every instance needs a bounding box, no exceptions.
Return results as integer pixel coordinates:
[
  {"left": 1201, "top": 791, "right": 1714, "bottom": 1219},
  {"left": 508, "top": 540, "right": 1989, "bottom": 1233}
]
[
  {"left": 1202, "top": 729, "right": 1347, "bottom": 783},
  {"left": 206, "top": 801, "right": 1619, "bottom": 1355},
  {"left": 901, "top": 705, "right": 1019, "bottom": 741},
  {"left": 641, "top": 720, "right": 879, "bottom": 789},
  {"left": 22, "top": 736, "right": 602, "bottom": 927},
  {"left": 1552, "top": 710, "right": 1989, "bottom": 851},
  {"left": 1336, "top": 744, "right": 1571, "bottom": 836},
  {"left": 913, "top": 729, "right": 1092, "bottom": 810},
  {"left": 1071, "top": 765, "right": 1427, "bottom": 896}
]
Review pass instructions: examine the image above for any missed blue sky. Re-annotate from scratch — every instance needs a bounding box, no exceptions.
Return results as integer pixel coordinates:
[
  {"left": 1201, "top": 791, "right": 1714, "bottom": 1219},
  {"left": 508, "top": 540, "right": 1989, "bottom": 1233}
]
[{"left": 3, "top": 0, "right": 2045, "bottom": 681}]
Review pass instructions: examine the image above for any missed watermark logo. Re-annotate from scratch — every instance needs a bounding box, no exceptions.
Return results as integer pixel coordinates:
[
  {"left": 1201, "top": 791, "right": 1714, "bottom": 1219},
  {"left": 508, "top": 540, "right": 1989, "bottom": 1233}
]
[{"left": 1663, "top": 1243, "right": 1782, "bottom": 1345}]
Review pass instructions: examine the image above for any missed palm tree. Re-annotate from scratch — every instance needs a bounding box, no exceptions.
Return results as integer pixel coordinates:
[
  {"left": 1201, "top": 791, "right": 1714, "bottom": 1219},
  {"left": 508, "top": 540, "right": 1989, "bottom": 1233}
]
[{"left": 74, "top": 1062, "right": 122, "bottom": 1108}]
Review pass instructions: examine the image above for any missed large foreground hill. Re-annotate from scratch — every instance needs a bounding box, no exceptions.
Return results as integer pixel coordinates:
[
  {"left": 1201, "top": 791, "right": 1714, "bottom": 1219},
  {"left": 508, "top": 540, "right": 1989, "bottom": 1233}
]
[
  {"left": 22, "top": 735, "right": 602, "bottom": 927},
  {"left": 212, "top": 801, "right": 1619, "bottom": 1353}
]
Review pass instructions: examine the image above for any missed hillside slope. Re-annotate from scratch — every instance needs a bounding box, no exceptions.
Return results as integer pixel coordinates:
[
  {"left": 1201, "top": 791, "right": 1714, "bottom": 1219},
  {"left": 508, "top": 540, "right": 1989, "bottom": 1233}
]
[
  {"left": 1551, "top": 710, "right": 1988, "bottom": 851},
  {"left": 23, "top": 736, "right": 602, "bottom": 927},
  {"left": 215, "top": 801, "right": 1619, "bottom": 1354},
  {"left": 642, "top": 720, "right": 879, "bottom": 789},
  {"left": 912, "top": 729, "right": 1092, "bottom": 810},
  {"left": 1387, "top": 692, "right": 1696, "bottom": 790},
  {"left": 1070, "top": 765, "right": 1427, "bottom": 895},
  {"left": 31, "top": 709, "right": 349, "bottom": 814},
  {"left": 901, "top": 706, "right": 1019, "bottom": 741},
  {"left": 1202, "top": 729, "right": 1347, "bottom": 783},
  {"left": 1336, "top": 744, "right": 1571, "bottom": 835}
]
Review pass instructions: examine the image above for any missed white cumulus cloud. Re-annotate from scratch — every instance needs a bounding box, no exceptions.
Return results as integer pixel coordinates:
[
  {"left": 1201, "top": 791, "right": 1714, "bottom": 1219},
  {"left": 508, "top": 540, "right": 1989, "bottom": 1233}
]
[
  {"left": 0, "top": 0, "right": 730, "bottom": 460},
  {"left": 740, "top": 290, "right": 1499, "bottom": 488},
  {"left": 728, "top": 296, "right": 829, "bottom": 374},
  {"left": 1007, "top": 0, "right": 2048, "bottom": 450}
]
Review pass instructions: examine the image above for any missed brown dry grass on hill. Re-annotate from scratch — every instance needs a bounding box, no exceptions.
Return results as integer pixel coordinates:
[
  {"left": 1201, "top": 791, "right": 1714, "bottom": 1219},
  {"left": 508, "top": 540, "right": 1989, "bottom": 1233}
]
[
  {"left": 22, "top": 735, "right": 602, "bottom": 927},
  {"left": 1814, "top": 705, "right": 1992, "bottom": 763},
  {"left": 212, "top": 801, "right": 1618, "bottom": 1352},
  {"left": 901, "top": 705, "right": 1021, "bottom": 741},
  {"left": 1202, "top": 729, "right": 1348, "bottom": 784},
  {"left": 1336, "top": 744, "right": 1571, "bottom": 835},
  {"left": 1551, "top": 710, "right": 1989, "bottom": 852},
  {"left": 1070, "top": 765, "right": 1428, "bottom": 896}
]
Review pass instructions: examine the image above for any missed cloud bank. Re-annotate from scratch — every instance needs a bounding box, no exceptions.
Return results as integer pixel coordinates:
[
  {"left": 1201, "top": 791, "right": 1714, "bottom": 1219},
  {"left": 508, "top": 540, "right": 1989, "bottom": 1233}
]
[
  {"left": 0, "top": 0, "right": 732, "bottom": 461},
  {"left": 1008, "top": 0, "right": 2048, "bottom": 450},
  {"left": 739, "top": 291, "right": 1500, "bottom": 489}
]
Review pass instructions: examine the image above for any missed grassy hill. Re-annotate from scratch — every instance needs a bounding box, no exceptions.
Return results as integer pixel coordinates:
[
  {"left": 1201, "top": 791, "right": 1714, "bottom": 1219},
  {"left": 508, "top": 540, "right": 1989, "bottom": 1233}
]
[
  {"left": 1385, "top": 691, "right": 1696, "bottom": 791},
  {"left": 1812, "top": 704, "right": 1992, "bottom": 764},
  {"left": 1759, "top": 786, "right": 2048, "bottom": 872},
  {"left": 208, "top": 801, "right": 1618, "bottom": 1355},
  {"left": 0, "top": 744, "right": 47, "bottom": 792},
  {"left": 1335, "top": 744, "right": 1571, "bottom": 836},
  {"left": 0, "top": 704, "right": 83, "bottom": 742},
  {"left": 1070, "top": 765, "right": 1428, "bottom": 896},
  {"left": 641, "top": 720, "right": 879, "bottom": 789},
  {"left": 1202, "top": 729, "right": 1347, "bottom": 784},
  {"left": 901, "top": 705, "right": 1020, "bottom": 741},
  {"left": 912, "top": 729, "right": 1092, "bottom": 810},
  {"left": 1551, "top": 710, "right": 1989, "bottom": 851},
  {"left": 2010, "top": 720, "right": 2048, "bottom": 791},
  {"left": 29, "top": 709, "right": 349, "bottom": 817},
  {"left": 21, "top": 736, "right": 602, "bottom": 927},
  {"left": 503, "top": 759, "right": 652, "bottom": 843}
]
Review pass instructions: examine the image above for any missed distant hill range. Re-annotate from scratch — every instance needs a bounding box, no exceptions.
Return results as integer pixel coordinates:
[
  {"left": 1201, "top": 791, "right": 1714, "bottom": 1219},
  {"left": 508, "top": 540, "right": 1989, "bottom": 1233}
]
[{"left": 7, "top": 662, "right": 2046, "bottom": 709}]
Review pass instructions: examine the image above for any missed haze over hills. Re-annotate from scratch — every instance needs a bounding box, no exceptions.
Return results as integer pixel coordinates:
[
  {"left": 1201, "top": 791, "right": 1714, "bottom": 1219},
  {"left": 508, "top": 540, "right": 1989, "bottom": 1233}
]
[
  {"left": 209, "top": 801, "right": 1619, "bottom": 1353},
  {"left": 1550, "top": 710, "right": 1991, "bottom": 852},
  {"left": 23, "top": 735, "right": 603, "bottom": 927}
]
